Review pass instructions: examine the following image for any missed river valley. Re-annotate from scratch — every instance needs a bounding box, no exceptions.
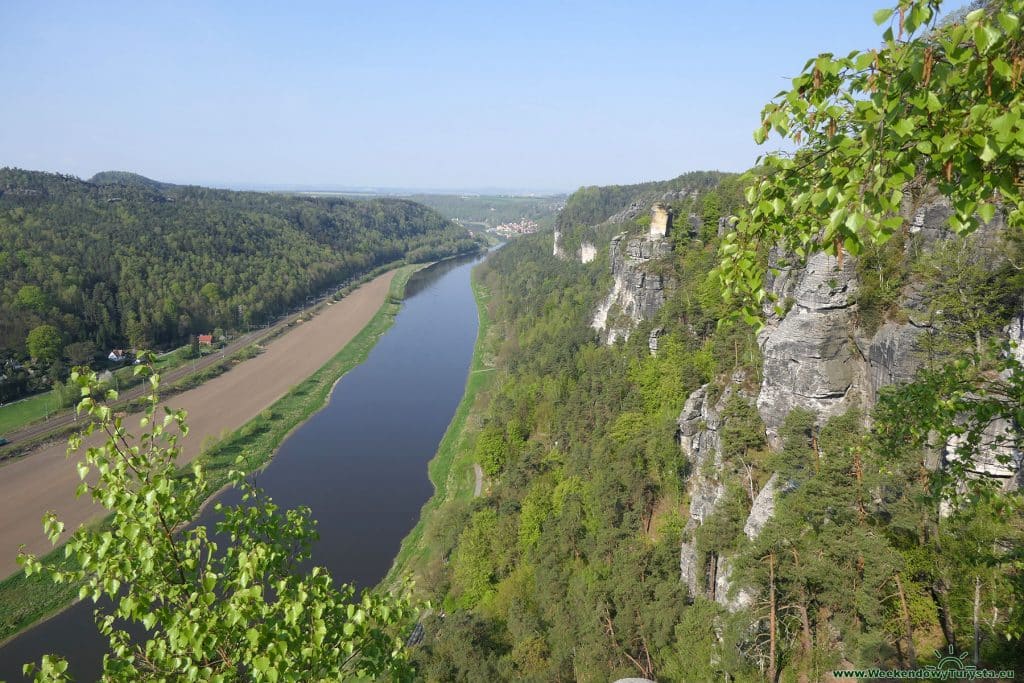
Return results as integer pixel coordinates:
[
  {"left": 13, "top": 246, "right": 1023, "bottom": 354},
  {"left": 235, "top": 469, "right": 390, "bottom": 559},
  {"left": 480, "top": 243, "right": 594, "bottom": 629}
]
[{"left": 0, "top": 252, "right": 485, "bottom": 681}]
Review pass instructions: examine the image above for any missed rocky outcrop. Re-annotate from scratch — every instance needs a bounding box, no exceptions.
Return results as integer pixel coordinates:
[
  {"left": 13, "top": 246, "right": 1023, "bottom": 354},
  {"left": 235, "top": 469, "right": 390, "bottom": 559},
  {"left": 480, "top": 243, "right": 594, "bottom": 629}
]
[
  {"left": 1007, "top": 310, "right": 1024, "bottom": 366},
  {"left": 756, "top": 252, "right": 937, "bottom": 445},
  {"left": 678, "top": 384, "right": 728, "bottom": 596},
  {"left": 742, "top": 472, "right": 779, "bottom": 540},
  {"left": 591, "top": 230, "right": 672, "bottom": 344},
  {"left": 941, "top": 309, "right": 1024, "bottom": 495},
  {"left": 861, "top": 321, "right": 927, "bottom": 402},
  {"left": 756, "top": 251, "right": 865, "bottom": 444},
  {"left": 674, "top": 199, "right": 1021, "bottom": 624},
  {"left": 714, "top": 556, "right": 755, "bottom": 612},
  {"left": 606, "top": 201, "right": 644, "bottom": 225},
  {"left": 756, "top": 200, "right": 1014, "bottom": 447},
  {"left": 553, "top": 228, "right": 568, "bottom": 259},
  {"left": 648, "top": 327, "right": 665, "bottom": 356},
  {"left": 944, "top": 420, "right": 1023, "bottom": 490},
  {"left": 650, "top": 203, "right": 672, "bottom": 238},
  {"left": 580, "top": 242, "right": 596, "bottom": 264},
  {"left": 677, "top": 378, "right": 771, "bottom": 610}
]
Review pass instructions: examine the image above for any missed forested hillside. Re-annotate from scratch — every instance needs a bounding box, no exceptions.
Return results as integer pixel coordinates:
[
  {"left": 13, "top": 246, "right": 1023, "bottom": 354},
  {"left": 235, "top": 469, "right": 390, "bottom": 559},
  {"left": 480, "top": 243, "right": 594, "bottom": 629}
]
[
  {"left": 555, "top": 171, "right": 733, "bottom": 234},
  {"left": 405, "top": 173, "right": 1024, "bottom": 680},
  {"left": 0, "top": 168, "right": 481, "bottom": 400}
]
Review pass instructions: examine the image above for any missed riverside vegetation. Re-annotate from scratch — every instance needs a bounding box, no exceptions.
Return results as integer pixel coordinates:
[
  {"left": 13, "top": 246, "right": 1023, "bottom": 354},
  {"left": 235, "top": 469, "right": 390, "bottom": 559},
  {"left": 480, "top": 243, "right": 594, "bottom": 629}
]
[{"left": 7, "top": 0, "right": 1024, "bottom": 680}]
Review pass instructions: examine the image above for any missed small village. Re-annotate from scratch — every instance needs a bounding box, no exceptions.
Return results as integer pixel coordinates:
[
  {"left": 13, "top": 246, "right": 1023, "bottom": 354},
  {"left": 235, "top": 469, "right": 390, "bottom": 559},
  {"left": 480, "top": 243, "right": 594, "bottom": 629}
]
[{"left": 491, "top": 218, "right": 540, "bottom": 237}]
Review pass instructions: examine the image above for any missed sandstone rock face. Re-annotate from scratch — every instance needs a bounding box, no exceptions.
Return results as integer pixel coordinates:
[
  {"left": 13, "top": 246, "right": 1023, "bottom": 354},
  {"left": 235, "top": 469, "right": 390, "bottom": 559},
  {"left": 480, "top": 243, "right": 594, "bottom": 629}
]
[
  {"left": 580, "top": 241, "right": 596, "bottom": 264},
  {"left": 756, "top": 252, "right": 863, "bottom": 445},
  {"left": 677, "top": 380, "right": 768, "bottom": 600},
  {"left": 678, "top": 383, "right": 727, "bottom": 597},
  {"left": 687, "top": 214, "right": 702, "bottom": 237},
  {"left": 756, "top": 250, "right": 934, "bottom": 446},
  {"left": 650, "top": 203, "right": 672, "bottom": 238},
  {"left": 648, "top": 327, "right": 665, "bottom": 356},
  {"left": 717, "top": 216, "right": 733, "bottom": 238},
  {"left": 680, "top": 200, "right": 1021, "bottom": 614},
  {"left": 757, "top": 201, "right": 1013, "bottom": 443},
  {"left": 861, "top": 321, "right": 927, "bottom": 404},
  {"left": 1007, "top": 310, "right": 1024, "bottom": 366},
  {"left": 742, "top": 472, "right": 779, "bottom": 540},
  {"left": 753, "top": 201, "right": 1019, "bottom": 537},
  {"left": 553, "top": 228, "right": 567, "bottom": 259},
  {"left": 606, "top": 201, "right": 644, "bottom": 225},
  {"left": 715, "top": 556, "right": 755, "bottom": 611},
  {"left": 942, "top": 308, "right": 1024, "bottom": 493},
  {"left": 592, "top": 233, "right": 672, "bottom": 344},
  {"left": 944, "top": 421, "right": 1023, "bottom": 490}
]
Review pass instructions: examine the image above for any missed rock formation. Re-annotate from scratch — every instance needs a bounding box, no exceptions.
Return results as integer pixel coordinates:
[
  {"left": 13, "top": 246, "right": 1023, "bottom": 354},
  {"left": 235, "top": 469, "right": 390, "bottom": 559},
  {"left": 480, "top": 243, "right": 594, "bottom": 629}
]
[
  {"left": 650, "top": 203, "right": 671, "bottom": 238},
  {"left": 591, "top": 205, "right": 675, "bottom": 344},
  {"left": 677, "top": 383, "right": 728, "bottom": 598},
  {"left": 648, "top": 327, "right": 664, "bottom": 356},
  {"left": 580, "top": 241, "right": 596, "bottom": 264},
  {"left": 553, "top": 228, "right": 568, "bottom": 259},
  {"left": 676, "top": 376, "right": 763, "bottom": 609},
  {"left": 681, "top": 200, "right": 1021, "bottom": 613}
]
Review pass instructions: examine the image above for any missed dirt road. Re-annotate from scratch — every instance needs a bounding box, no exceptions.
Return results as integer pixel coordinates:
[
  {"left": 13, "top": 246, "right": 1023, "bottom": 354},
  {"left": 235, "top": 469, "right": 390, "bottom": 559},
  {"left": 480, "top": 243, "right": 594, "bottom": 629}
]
[{"left": 0, "top": 271, "right": 396, "bottom": 579}]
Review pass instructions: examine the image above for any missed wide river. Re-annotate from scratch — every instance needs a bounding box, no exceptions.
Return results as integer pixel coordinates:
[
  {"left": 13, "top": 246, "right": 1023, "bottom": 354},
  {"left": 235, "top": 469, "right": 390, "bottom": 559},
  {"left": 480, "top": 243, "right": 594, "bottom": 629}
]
[{"left": 0, "top": 251, "right": 485, "bottom": 680}]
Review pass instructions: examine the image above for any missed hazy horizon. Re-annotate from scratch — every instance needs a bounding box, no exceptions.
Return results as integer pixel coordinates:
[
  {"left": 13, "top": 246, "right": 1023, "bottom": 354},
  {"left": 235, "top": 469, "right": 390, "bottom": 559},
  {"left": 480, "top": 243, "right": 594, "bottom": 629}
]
[{"left": 3, "top": 1, "right": 887, "bottom": 191}]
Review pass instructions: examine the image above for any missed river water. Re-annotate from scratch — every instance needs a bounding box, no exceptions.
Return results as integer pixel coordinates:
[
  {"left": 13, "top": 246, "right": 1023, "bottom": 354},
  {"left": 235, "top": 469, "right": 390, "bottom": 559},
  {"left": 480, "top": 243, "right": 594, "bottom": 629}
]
[{"left": 0, "top": 251, "right": 485, "bottom": 681}]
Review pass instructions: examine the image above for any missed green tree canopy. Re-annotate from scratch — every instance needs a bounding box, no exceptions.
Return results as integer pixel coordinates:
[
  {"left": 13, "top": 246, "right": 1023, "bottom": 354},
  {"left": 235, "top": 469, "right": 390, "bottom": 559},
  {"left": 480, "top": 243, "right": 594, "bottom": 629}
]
[
  {"left": 26, "top": 324, "right": 63, "bottom": 363},
  {"left": 718, "top": 0, "right": 1024, "bottom": 324},
  {"left": 15, "top": 285, "right": 49, "bottom": 312}
]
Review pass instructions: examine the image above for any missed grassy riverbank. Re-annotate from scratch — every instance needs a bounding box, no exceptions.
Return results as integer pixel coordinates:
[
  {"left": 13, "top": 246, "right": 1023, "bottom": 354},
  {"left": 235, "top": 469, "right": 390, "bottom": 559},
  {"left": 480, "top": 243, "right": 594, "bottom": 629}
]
[
  {"left": 0, "top": 263, "right": 426, "bottom": 646},
  {"left": 385, "top": 270, "right": 500, "bottom": 590}
]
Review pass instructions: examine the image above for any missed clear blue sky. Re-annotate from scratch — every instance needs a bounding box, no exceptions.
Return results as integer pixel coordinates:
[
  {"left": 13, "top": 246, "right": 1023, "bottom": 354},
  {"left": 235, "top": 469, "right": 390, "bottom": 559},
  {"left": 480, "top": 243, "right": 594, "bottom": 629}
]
[{"left": 1, "top": 1, "right": 891, "bottom": 192}]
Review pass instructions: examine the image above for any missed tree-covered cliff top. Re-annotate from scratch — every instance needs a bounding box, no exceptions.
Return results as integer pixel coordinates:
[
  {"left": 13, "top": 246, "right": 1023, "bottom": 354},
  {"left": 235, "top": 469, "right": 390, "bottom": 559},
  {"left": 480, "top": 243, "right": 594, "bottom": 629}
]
[{"left": 556, "top": 170, "right": 739, "bottom": 232}]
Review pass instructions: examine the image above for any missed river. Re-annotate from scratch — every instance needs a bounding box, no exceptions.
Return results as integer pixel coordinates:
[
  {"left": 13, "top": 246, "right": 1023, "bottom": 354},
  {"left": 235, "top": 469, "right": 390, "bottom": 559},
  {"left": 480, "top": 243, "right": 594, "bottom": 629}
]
[{"left": 0, "top": 251, "right": 485, "bottom": 681}]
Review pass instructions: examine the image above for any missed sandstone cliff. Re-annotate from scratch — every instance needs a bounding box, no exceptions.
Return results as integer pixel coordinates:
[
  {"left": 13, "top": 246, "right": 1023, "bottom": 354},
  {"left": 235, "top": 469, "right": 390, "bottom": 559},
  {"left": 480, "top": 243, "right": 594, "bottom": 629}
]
[
  {"left": 591, "top": 228, "right": 673, "bottom": 344},
  {"left": 677, "top": 199, "right": 1022, "bottom": 609}
]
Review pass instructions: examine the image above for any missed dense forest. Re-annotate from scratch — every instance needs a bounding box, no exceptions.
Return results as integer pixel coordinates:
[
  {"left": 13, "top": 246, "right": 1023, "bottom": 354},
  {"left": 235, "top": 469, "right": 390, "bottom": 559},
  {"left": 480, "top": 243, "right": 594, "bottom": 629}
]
[
  {"left": 405, "top": 176, "right": 1024, "bottom": 680},
  {"left": 0, "top": 168, "right": 482, "bottom": 401}
]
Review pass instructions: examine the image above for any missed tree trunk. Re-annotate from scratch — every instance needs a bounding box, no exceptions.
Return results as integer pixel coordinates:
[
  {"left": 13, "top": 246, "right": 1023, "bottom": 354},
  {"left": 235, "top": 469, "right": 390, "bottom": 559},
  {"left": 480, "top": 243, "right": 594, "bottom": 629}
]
[
  {"left": 797, "top": 601, "right": 813, "bottom": 683},
  {"left": 930, "top": 581, "right": 958, "bottom": 651},
  {"left": 769, "top": 552, "right": 777, "bottom": 683},
  {"left": 708, "top": 552, "right": 718, "bottom": 603},
  {"left": 973, "top": 576, "right": 981, "bottom": 667},
  {"left": 895, "top": 573, "right": 918, "bottom": 668}
]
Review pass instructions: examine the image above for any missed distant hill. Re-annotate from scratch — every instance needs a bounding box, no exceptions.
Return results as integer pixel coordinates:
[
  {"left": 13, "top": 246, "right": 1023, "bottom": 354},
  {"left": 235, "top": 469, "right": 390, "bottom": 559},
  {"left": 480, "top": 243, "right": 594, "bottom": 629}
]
[
  {"left": 88, "top": 170, "right": 173, "bottom": 191},
  {"left": 0, "top": 168, "right": 482, "bottom": 400}
]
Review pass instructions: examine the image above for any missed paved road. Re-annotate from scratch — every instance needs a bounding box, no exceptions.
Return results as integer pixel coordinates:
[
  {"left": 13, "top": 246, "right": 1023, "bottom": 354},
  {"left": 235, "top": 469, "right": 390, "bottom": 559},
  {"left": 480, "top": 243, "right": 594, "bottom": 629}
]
[
  {"left": 0, "top": 271, "right": 396, "bottom": 579},
  {"left": 474, "top": 463, "right": 483, "bottom": 497}
]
